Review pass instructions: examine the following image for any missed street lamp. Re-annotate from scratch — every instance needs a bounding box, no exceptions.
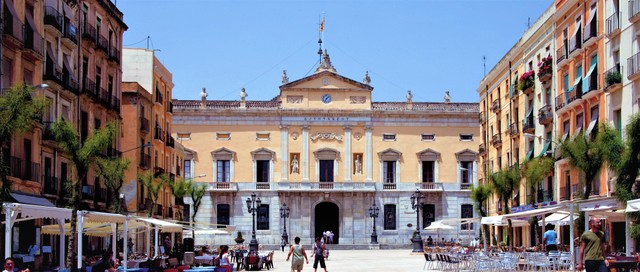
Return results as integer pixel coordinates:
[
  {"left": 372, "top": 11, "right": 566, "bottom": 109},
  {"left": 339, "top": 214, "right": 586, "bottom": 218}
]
[
  {"left": 410, "top": 188, "right": 425, "bottom": 253},
  {"left": 122, "top": 142, "right": 152, "bottom": 154},
  {"left": 280, "top": 203, "right": 290, "bottom": 245},
  {"left": 368, "top": 202, "right": 379, "bottom": 244},
  {"left": 245, "top": 192, "right": 261, "bottom": 253}
]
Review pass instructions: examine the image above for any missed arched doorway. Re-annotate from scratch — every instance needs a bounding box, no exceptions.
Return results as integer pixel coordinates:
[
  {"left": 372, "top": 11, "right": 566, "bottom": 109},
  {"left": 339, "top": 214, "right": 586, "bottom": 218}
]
[{"left": 315, "top": 202, "right": 339, "bottom": 244}]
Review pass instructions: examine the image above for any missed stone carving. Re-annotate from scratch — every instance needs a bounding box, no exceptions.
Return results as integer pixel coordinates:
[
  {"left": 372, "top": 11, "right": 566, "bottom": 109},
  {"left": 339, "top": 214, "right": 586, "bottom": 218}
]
[
  {"left": 406, "top": 90, "right": 413, "bottom": 103},
  {"left": 291, "top": 155, "right": 299, "bottom": 174},
  {"left": 287, "top": 96, "right": 303, "bottom": 104},
  {"left": 350, "top": 96, "right": 366, "bottom": 104},
  {"left": 291, "top": 132, "right": 299, "bottom": 140},
  {"left": 282, "top": 70, "right": 289, "bottom": 84},
  {"left": 240, "top": 88, "right": 247, "bottom": 100},
  {"left": 444, "top": 91, "right": 451, "bottom": 103},
  {"left": 310, "top": 132, "right": 343, "bottom": 142},
  {"left": 363, "top": 71, "right": 371, "bottom": 85},
  {"left": 353, "top": 132, "right": 362, "bottom": 141},
  {"left": 354, "top": 154, "right": 363, "bottom": 175}
]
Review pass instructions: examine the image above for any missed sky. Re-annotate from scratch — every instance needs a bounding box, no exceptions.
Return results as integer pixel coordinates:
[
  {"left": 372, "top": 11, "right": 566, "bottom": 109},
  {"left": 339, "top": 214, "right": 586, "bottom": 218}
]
[{"left": 116, "top": 0, "right": 552, "bottom": 103}]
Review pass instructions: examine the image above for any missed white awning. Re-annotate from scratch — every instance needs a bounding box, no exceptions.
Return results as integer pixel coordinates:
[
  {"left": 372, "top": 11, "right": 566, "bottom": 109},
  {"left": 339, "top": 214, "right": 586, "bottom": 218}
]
[
  {"left": 502, "top": 205, "right": 564, "bottom": 220},
  {"left": 579, "top": 198, "right": 620, "bottom": 212},
  {"left": 481, "top": 215, "right": 504, "bottom": 225},
  {"left": 80, "top": 210, "right": 127, "bottom": 223},
  {"left": 626, "top": 199, "right": 640, "bottom": 212},
  {"left": 495, "top": 219, "right": 529, "bottom": 227},
  {"left": 135, "top": 217, "right": 183, "bottom": 233},
  {"left": 3, "top": 202, "right": 70, "bottom": 221},
  {"left": 539, "top": 211, "right": 575, "bottom": 226}
]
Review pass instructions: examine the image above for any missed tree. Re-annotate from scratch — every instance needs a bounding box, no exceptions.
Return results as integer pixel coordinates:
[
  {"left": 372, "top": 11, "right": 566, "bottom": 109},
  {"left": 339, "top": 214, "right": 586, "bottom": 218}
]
[
  {"left": 522, "top": 156, "right": 554, "bottom": 245},
  {"left": 52, "top": 119, "right": 117, "bottom": 271},
  {"left": 614, "top": 113, "right": 640, "bottom": 238},
  {"left": 490, "top": 166, "right": 521, "bottom": 249},
  {"left": 167, "top": 176, "right": 190, "bottom": 203},
  {"left": 96, "top": 157, "right": 130, "bottom": 213},
  {"left": 0, "top": 83, "right": 48, "bottom": 203},
  {"left": 188, "top": 180, "right": 206, "bottom": 238},
  {"left": 139, "top": 171, "right": 163, "bottom": 217},
  {"left": 470, "top": 183, "right": 492, "bottom": 252}
]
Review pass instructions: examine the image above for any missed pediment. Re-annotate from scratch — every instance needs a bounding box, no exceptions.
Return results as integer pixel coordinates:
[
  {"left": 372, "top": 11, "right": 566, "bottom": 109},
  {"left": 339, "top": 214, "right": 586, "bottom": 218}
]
[
  {"left": 417, "top": 148, "right": 440, "bottom": 161},
  {"left": 378, "top": 148, "right": 402, "bottom": 161},
  {"left": 455, "top": 148, "right": 478, "bottom": 161},
  {"left": 280, "top": 70, "right": 373, "bottom": 91},
  {"left": 211, "top": 147, "right": 235, "bottom": 160}
]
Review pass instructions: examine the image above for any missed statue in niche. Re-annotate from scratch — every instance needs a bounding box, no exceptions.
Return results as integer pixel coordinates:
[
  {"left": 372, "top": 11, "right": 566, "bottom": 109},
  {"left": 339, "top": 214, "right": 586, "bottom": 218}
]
[
  {"left": 291, "top": 155, "right": 299, "bottom": 174},
  {"left": 355, "top": 155, "right": 363, "bottom": 175}
]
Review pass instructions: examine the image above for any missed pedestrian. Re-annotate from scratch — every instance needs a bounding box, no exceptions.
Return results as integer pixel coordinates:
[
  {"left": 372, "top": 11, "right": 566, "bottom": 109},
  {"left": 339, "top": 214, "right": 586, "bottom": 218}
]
[
  {"left": 3, "top": 257, "right": 30, "bottom": 272},
  {"left": 286, "top": 237, "right": 309, "bottom": 272},
  {"left": 328, "top": 231, "right": 334, "bottom": 244},
  {"left": 127, "top": 238, "right": 134, "bottom": 253},
  {"left": 543, "top": 224, "right": 558, "bottom": 252},
  {"left": 311, "top": 237, "right": 328, "bottom": 272},
  {"left": 218, "top": 245, "right": 231, "bottom": 272},
  {"left": 163, "top": 236, "right": 172, "bottom": 256},
  {"left": 280, "top": 238, "right": 286, "bottom": 252},
  {"left": 577, "top": 217, "right": 608, "bottom": 272},
  {"left": 426, "top": 236, "right": 433, "bottom": 247}
]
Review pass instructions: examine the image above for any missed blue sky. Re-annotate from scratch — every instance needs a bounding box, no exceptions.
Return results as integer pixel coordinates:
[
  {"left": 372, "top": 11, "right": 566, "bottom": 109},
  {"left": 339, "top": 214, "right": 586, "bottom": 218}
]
[{"left": 117, "top": 0, "right": 552, "bottom": 103}]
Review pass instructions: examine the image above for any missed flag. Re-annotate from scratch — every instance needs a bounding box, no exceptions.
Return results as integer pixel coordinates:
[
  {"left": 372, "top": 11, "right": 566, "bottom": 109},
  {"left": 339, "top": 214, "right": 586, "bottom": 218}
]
[{"left": 320, "top": 17, "right": 325, "bottom": 32}]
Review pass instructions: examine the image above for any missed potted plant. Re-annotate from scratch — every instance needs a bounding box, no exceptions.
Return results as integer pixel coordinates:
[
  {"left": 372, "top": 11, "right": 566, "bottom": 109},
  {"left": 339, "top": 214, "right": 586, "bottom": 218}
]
[
  {"left": 235, "top": 231, "right": 245, "bottom": 244},
  {"left": 606, "top": 70, "right": 622, "bottom": 86}
]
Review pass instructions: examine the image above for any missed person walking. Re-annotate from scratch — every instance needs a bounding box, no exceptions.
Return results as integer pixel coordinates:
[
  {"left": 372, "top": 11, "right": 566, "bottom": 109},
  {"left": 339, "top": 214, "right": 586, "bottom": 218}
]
[
  {"left": 280, "top": 238, "right": 286, "bottom": 252},
  {"left": 543, "top": 224, "right": 558, "bottom": 252},
  {"left": 218, "top": 245, "right": 231, "bottom": 272},
  {"left": 163, "top": 236, "right": 172, "bottom": 256},
  {"left": 286, "top": 237, "right": 309, "bottom": 272},
  {"left": 577, "top": 218, "right": 608, "bottom": 272},
  {"left": 311, "top": 237, "right": 328, "bottom": 272}
]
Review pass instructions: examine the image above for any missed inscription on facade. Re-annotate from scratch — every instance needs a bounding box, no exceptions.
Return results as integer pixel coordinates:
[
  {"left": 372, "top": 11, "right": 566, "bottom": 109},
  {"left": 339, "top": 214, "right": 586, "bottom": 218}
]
[
  {"left": 310, "top": 132, "right": 343, "bottom": 142},
  {"left": 303, "top": 117, "right": 350, "bottom": 121},
  {"left": 350, "top": 96, "right": 366, "bottom": 104}
]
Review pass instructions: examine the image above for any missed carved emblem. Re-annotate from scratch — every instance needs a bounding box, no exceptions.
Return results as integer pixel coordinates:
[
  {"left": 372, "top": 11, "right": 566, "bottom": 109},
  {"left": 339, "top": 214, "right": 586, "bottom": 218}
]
[
  {"left": 350, "top": 96, "right": 366, "bottom": 104},
  {"left": 287, "top": 96, "right": 303, "bottom": 104},
  {"left": 291, "top": 132, "right": 299, "bottom": 140},
  {"left": 310, "top": 132, "right": 343, "bottom": 142},
  {"left": 354, "top": 132, "right": 362, "bottom": 141}
]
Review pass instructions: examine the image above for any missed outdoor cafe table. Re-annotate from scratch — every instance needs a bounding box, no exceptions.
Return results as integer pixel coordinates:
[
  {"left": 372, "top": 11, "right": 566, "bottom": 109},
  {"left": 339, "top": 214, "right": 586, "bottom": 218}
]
[{"left": 608, "top": 260, "right": 638, "bottom": 272}]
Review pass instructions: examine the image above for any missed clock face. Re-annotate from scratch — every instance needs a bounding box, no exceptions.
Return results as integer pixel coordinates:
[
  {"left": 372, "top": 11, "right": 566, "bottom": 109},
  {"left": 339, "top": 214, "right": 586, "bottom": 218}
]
[{"left": 322, "top": 94, "right": 332, "bottom": 104}]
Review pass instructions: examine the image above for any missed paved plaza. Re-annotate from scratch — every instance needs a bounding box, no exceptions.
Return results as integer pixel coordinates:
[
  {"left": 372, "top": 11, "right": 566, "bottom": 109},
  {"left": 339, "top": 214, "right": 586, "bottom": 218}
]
[{"left": 259, "top": 249, "right": 436, "bottom": 272}]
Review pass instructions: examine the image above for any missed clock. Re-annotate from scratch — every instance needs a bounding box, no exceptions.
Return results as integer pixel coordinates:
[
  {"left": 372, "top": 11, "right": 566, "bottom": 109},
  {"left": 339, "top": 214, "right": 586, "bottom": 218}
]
[{"left": 322, "top": 94, "right": 332, "bottom": 104}]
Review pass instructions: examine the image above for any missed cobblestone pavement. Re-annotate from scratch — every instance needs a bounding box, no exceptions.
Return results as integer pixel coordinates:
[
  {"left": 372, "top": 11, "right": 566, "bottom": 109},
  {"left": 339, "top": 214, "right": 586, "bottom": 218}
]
[{"left": 255, "top": 249, "right": 440, "bottom": 272}]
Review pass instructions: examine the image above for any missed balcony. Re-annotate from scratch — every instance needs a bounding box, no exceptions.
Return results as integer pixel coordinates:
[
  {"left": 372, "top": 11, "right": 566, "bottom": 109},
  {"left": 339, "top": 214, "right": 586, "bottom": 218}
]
[
  {"left": 416, "top": 182, "right": 444, "bottom": 191},
  {"left": 140, "top": 117, "right": 150, "bottom": 133},
  {"left": 9, "top": 157, "right": 40, "bottom": 182},
  {"left": 491, "top": 133, "right": 502, "bottom": 148},
  {"left": 491, "top": 99, "right": 501, "bottom": 113},
  {"left": 568, "top": 85, "right": 583, "bottom": 104},
  {"left": 155, "top": 91, "right": 164, "bottom": 105},
  {"left": 110, "top": 96, "right": 120, "bottom": 111},
  {"left": 460, "top": 183, "right": 472, "bottom": 190},
  {"left": 108, "top": 46, "right": 120, "bottom": 63},
  {"left": 583, "top": 18, "right": 597, "bottom": 46},
  {"left": 522, "top": 117, "right": 535, "bottom": 134},
  {"left": 99, "top": 87, "right": 110, "bottom": 108},
  {"left": 382, "top": 182, "right": 396, "bottom": 190},
  {"left": 42, "top": 121, "right": 55, "bottom": 141},
  {"left": 509, "top": 122, "right": 520, "bottom": 137},
  {"left": 166, "top": 135, "right": 175, "bottom": 148},
  {"left": 43, "top": 175, "right": 58, "bottom": 195},
  {"left": 538, "top": 105, "right": 553, "bottom": 125},
  {"left": 537, "top": 57, "right": 553, "bottom": 83},
  {"left": 569, "top": 29, "right": 582, "bottom": 55},
  {"left": 627, "top": 52, "right": 640, "bottom": 80},
  {"left": 43, "top": 6, "right": 62, "bottom": 33},
  {"left": 605, "top": 64, "right": 622, "bottom": 91},
  {"left": 206, "top": 182, "right": 238, "bottom": 191},
  {"left": 82, "top": 78, "right": 97, "bottom": 98},
  {"left": 43, "top": 63, "right": 63, "bottom": 86},
  {"left": 555, "top": 93, "right": 566, "bottom": 111},
  {"left": 168, "top": 102, "right": 173, "bottom": 114},
  {"left": 276, "top": 181, "right": 376, "bottom": 192},
  {"left": 537, "top": 189, "right": 554, "bottom": 203},
  {"left": 630, "top": 0, "right": 640, "bottom": 22},
  {"left": 479, "top": 144, "right": 486, "bottom": 155},
  {"left": 154, "top": 127, "right": 165, "bottom": 142},
  {"left": 139, "top": 153, "right": 151, "bottom": 169},
  {"left": 584, "top": 70, "right": 600, "bottom": 95},
  {"left": 256, "top": 182, "right": 271, "bottom": 190},
  {"left": 96, "top": 35, "right": 109, "bottom": 54},
  {"left": 606, "top": 12, "right": 620, "bottom": 37},
  {"left": 22, "top": 26, "right": 44, "bottom": 60},
  {"left": 81, "top": 23, "right": 96, "bottom": 44},
  {"left": 61, "top": 21, "right": 77, "bottom": 46},
  {"left": 519, "top": 72, "right": 535, "bottom": 95},
  {"left": 3, "top": 13, "right": 24, "bottom": 46},
  {"left": 62, "top": 73, "right": 79, "bottom": 95},
  {"left": 556, "top": 43, "right": 567, "bottom": 64},
  {"left": 154, "top": 166, "right": 165, "bottom": 177}
]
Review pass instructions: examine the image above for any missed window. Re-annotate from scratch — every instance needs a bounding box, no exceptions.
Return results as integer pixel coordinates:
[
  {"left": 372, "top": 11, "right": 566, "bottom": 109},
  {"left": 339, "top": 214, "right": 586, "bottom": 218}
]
[
  {"left": 257, "top": 204, "right": 269, "bottom": 230},
  {"left": 319, "top": 160, "right": 334, "bottom": 182},
  {"left": 256, "top": 160, "right": 269, "bottom": 182},
  {"left": 460, "top": 161, "right": 472, "bottom": 184},
  {"left": 422, "top": 161, "right": 434, "bottom": 182},
  {"left": 382, "top": 133, "right": 396, "bottom": 141},
  {"left": 177, "top": 132, "right": 191, "bottom": 141},
  {"left": 461, "top": 204, "right": 474, "bottom": 230},
  {"left": 422, "top": 204, "right": 435, "bottom": 228},
  {"left": 614, "top": 109, "right": 622, "bottom": 137},
  {"left": 576, "top": 113, "right": 584, "bottom": 134},
  {"left": 564, "top": 170, "right": 571, "bottom": 200},
  {"left": 256, "top": 132, "right": 270, "bottom": 141},
  {"left": 216, "top": 132, "right": 231, "bottom": 140},
  {"left": 421, "top": 134, "right": 435, "bottom": 141},
  {"left": 459, "top": 134, "right": 473, "bottom": 141},
  {"left": 217, "top": 204, "right": 230, "bottom": 228},
  {"left": 217, "top": 160, "right": 230, "bottom": 182},
  {"left": 383, "top": 161, "right": 395, "bottom": 183},
  {"left": 384, "top": 204, "right": 396, "bottom": 230},
  {"left": 183, "top": 160, "right": 191, "bottom": 179}
]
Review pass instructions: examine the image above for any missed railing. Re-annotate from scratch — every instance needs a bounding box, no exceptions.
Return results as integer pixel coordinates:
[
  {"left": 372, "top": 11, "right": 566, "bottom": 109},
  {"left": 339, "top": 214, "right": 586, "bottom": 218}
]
[
  {"left": 583, "top": 18, "right": 597, "bottom": 43},
  {"left": 62, "top": 21, "right": 77, "bottom": 44},
  {"left": 585, "top": 70, "right": 599, "bottom": 93},
  {"left": 63, "top": 74, "right": 79, "bottom": 94},
  {"left": 83, "top": 78, "right": 97, "bottom": 98},
  {"left": 569, "top": 28, "right": 582, "bottom": 53},
  {"left": 154, "top": 166, "right": 165, "bottom": 177},
  {"left": 509, "top": 122, "right": 519, "bottom": 136},
  {"left": 479, "top": 144, "right": 486, "bottom": 154},
  {"left": 154, "top": 127, "right": 165, "bottom": 142},
  {"left": 81, "top": 23, "right": 96, "bottom": 43},
  {"left": 256, "top": 182, "right": 270, "bottom": 190},
  {"left": 606, "top": 12, "right": 620, "bottom": 36},
  {"left": 555, "top": 93, "right": 566, "bottom": 111},
  {"left": 627, "top": 52, "right": 640, "bottom": 78},
  {"left": 556, "top": 42, "right": 567, "bottom": 64},
  {"left": 416, "top": 182, "right": 444, "bottom": 191},
  {"left": 96, "top": 35, "right": 109, "bottom": 53},
  {"left": 139, "top": 153, "right": 151, "bottom": 169},
  {"left": 23, "top": 26, "right": 44, "bottom": 57},
  {"left": 44, "top": 6, "right": 62, "bottom": 32},
  {"left": 108, "top": 46, "right": 120, "bottom": 63},
  {"left": 276, "top": 181, "right": 376, "bottom": 191},
  {"left": 460, "top": 183, "right": 472, "bottom": 190},
  {"left": 538, "top": 105, "right": 553, "bottom": 125},
  {"left": 491, "top": 133, "right": 502, "bottom": 147},
  {"left": 166, "top": 135, "right": 175, "bottom": 148},
  {"left": 3, "top": 13, "right": 24, "bottom": 43},
  {"left": 537, "top": 190, "right": 554, "bottom": 203},
  {"left": 491, "top": 99, "right": 501, "bottom": 112},
  {"left": 605, "top": 64, "right": 622, "bottom": 88},
  {"left": 630, "top": 0, "right": 640, "bottom": 20},
  {"left": 207, "top": 182, "right": 236, "bottom": 190},
  {"left": 110, "top": 96, "right": 120, "bottom": 111},
  {"left": 383, "top": 183, "right": 396, "bottom": 190},
  {"left": 155, "top": 91, "right": 164, "bottom": 105},
  {"left": 44, "top": 63, "right": 63, "bottom": 85},
  {"left": 99, "top": 87, "right": 110, "bottom": 107},
  {"left": 42, "top": 121, "right": 55, "bottom": 140},
  {"left": 140, "top": 117, "right": 150, "bottom": 132},
  {"left": 522, "top": 117, "right": 535, "bottom": 132},
  {"left": 43, "top": 175, "right": 58, "bottom": 195},
  {"left": 9, "top": 157, "right": 40, "bottom": 182},
  {"left": 568, "top": 85, "right": 583, "bottom": 103}
]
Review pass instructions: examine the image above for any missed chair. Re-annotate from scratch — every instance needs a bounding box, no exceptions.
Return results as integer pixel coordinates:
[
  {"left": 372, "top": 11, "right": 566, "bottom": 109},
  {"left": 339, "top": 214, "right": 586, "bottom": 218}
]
[
  {"left": 264, "top": 251, "right": 274, "bottom": 270},
  {"left": 423, "top": 253, "right": 435, "bottom": 270},
  {"left": 168, "top": 258, "right": 179, "bottom": 268},
  {"left": 234, "top": 251, "right": 244, "bottom": 271},
  {"left": 247, "top": 255, "right": 259, "bottom": 271}
]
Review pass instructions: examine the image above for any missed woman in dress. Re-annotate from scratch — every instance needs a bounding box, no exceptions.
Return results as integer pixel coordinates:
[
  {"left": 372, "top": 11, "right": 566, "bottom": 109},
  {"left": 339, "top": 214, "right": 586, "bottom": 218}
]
[{"left": 286, "top": 237, "right": 309, "bottom": 272}]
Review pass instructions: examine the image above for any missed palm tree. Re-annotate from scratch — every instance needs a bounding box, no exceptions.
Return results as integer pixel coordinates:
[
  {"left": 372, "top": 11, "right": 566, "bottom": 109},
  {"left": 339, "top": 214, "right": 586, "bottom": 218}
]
[
  {"left": 140, "top": 171, "right": 163, "bottom": 217},
  {"left": 522, "top": 156, "right": 554, "bottom": 244},
  {"left": 470, "top": 183, "right": 492, "bottom": 252},
  {"left": 96, "top": 157, "right": 130, "bottom": 213},
  {"left": 614, "top": 113, "right": 640, "bottom": 238},
  {"left": 51, "top": 119, "right": 117, "bottom": 271},
  {"left": 490, "top": 166, "right": 521, "bottom": 249}
]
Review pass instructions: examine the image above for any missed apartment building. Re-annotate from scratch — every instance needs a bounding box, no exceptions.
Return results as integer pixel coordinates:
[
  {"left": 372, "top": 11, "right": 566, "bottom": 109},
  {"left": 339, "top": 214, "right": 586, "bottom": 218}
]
[
  {"left": 122, "top": 48, "right": 184, "bottom": 221},
  {"left": 1, "top": 0, "right": 126, "bottom": 265},
  {"left": 172, "top": 51, "right": 480, "bottom": 246},
  {"left": 478, "top": 5, "right": 556, "bottom": 247}
]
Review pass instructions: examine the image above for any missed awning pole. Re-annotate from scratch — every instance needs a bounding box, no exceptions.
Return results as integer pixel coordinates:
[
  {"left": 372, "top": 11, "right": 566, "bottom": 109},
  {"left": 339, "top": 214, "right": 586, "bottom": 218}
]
[
  {"left": 77, "top": 212, "right": 84, "bottom": 269},
  {"left": 123, "top": 218, "right": 128, "bottom": 269},
  {"left": 4, "top": 204, "right": 14, "bottom": 259},
  {"left": 58, "top": 221, "right": 65, "bottom": 269},
  {"left": 570, "top": 203, "right": 575, "bottom": 272},
  {"left": 626, "top": 214, "right": 631, "bottom": 256},
  {"left": 154, "top": 226, "right": 159, "bottom": 257}
]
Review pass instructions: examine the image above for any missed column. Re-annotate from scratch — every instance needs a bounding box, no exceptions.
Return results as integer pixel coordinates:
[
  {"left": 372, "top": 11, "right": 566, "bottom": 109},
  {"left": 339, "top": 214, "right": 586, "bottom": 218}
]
[
  {"left": 77, "top": 212, "right": 84, "bottom": 269},
  {"left": 365, "top": 126, "right": 373, "bottom": 181},
  {"left": 302, "top": 126, "right": 309, "bottom": 181},
  {"left": 473, "top": 160, "right": 478, "bottom": 185},
  {"left": 344, "top": 126, "right": 352, "bottom": 181},
  {"left": 434, "top": 160, "right": 439, "bottom": 183},
  {"left": 4, "top": 205, "right": 14, "bottom": 261},
  {"left": 281, "top": 126, "right": 289, "bottom": 181}
]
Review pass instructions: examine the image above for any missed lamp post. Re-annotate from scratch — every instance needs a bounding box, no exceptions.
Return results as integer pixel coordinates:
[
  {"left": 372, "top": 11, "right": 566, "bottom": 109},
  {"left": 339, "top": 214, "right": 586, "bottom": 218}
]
[
  {"left": 245, "top": 192, "right": 261, "bottom": 253},
  {"left": 368, "top": 202, "right": 379, "bottom": 244},
  {"left": 280, "top": 203, "right": 290, "bottom": 245},
  {"left": 410, "top": 188, "right": 425, "bottom": 252}
]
